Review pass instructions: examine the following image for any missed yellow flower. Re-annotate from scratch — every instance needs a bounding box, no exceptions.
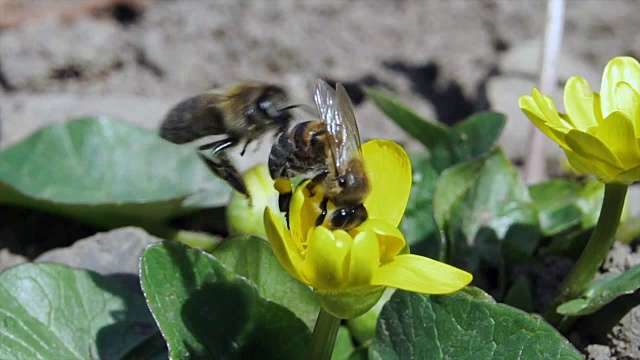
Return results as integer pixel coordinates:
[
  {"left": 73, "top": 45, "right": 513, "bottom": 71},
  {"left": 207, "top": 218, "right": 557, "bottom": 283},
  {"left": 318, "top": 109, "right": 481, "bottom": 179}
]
[
  {"left": 519, "top": 56, "right": 640, "bottom": 184},
  {"left": 263, "top": 139, "right": 472, "bottom": 318}
]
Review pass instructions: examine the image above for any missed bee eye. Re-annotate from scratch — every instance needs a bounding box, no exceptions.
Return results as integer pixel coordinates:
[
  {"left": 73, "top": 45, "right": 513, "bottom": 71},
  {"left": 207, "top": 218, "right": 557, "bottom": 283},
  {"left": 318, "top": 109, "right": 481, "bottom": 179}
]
[
  {"left": 337, "top": 175, "right": 347, "bottom": 187},
  {"left": 259, "top": 100, "right": 280, "bottom": 118}
]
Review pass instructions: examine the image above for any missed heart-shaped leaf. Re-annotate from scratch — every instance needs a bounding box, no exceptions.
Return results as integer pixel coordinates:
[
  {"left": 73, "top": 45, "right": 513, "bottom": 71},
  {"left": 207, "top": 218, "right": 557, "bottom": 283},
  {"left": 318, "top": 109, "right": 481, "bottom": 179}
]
[
  {"left": 557, "top": 263, "right": 640, "bottom": 316},
  {"left": 370, "top": 288, "right": 582, "bottom": 359},
  {"left": 140, "top": 241, "right": 309, "bottom": 359},
  {"left": 211, "top": 236, "right": 320, "bottom": 329},
  {"left": 0, "top": 263, "right": 160, "bottom": 360},
  {"left": 429, "top": 112, "right": 506, "bottom": 172},
  {"left": 0, "top": 117, "right": 230, "bottom": 229},
  {"left": 449, "top": 112, "right": 506, "bottom": 158},
  {"left": 441, "top": 150, "right": 540, "bottom": 269},
  {"left": 529, "top": 179, "right": 604, "bottom": 236}
]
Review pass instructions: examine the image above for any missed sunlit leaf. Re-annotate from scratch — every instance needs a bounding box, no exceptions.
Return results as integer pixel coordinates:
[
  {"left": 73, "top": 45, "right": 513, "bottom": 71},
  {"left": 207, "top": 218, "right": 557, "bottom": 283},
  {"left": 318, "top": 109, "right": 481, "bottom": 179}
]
[
  {"left": 557, "top": 263, "right": 640, "bottom": 316},
  {"left": 0, "top": 117, "right": 230, "bottom": 229},
  {"left": 0, "top": 263, "right": 160, "bottom": 360},
  {"left": 370, "top": 288, "right": 582, "bottom": 359}
]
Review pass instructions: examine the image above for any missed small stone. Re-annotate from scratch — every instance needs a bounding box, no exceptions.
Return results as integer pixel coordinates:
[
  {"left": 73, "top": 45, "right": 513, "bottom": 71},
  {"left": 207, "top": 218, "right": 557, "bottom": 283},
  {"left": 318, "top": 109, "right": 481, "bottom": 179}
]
[
  {"left": 35, "top": 227, "right": 160, "bottom": 276},
  {"left": 0, "top": 249, "right": 28, "bottom": 274},
  {"left": 585, "top": 344, "right": 613, "bottom": 360}
]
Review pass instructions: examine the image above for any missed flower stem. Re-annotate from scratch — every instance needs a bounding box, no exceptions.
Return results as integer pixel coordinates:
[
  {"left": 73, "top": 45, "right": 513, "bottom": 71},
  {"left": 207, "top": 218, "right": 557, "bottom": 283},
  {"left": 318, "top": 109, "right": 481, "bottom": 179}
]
[
  {"left": 308, "top": 308, "right": 341, "bottom": 360},
  {"left": 544, "top": 183, "right": 627, "bottom": 325}
]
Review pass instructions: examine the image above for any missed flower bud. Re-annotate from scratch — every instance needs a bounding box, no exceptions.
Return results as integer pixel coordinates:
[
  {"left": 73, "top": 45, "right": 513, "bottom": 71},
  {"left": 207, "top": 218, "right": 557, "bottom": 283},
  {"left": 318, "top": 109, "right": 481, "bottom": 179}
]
[{"left": 226, "top": 164, "right": 284, "bottom": 238}]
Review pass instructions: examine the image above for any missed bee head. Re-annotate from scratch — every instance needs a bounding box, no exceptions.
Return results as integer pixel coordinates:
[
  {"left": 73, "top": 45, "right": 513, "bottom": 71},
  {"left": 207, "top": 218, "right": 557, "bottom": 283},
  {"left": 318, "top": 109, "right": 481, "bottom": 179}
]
[
  {"left": 255, "top": 85, "right": 295, "bottom": 130},
  {"left": 332, "top": 159, "right": 369, "bottom": 205}
]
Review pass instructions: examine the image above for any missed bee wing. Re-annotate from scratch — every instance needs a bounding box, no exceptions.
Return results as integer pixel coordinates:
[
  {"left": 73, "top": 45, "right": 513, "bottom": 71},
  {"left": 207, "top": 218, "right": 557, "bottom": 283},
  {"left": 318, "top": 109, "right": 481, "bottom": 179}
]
[
  {"left": 313, "top": 80, "right": 362, "bottom": 175},
  {"left": 335, "top": 83, "right": 363, "bottom": 159}
]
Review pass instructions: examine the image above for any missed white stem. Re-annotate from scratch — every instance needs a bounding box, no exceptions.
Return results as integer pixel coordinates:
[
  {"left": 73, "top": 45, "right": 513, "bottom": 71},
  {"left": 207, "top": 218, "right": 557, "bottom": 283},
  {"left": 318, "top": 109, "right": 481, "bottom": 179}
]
[{"left": 524, "top": 0, "right": 566, "bottom": 183}]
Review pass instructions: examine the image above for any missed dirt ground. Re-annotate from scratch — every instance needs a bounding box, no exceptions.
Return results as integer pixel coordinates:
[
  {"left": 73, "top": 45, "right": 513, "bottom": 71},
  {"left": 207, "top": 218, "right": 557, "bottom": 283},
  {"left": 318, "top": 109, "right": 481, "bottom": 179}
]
[{"left": 1, "top": 1, "right": 640, "bottom": 358}]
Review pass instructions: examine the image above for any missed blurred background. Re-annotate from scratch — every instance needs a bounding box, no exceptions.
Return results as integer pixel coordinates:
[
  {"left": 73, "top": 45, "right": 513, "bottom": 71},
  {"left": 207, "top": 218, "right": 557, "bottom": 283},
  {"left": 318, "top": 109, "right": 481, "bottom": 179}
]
[
  {"left": 2, "top": 0, "right": 639, "bottom": 163},
  {"left": 2, "top": 0, "right": 640, "bottom": 260}
]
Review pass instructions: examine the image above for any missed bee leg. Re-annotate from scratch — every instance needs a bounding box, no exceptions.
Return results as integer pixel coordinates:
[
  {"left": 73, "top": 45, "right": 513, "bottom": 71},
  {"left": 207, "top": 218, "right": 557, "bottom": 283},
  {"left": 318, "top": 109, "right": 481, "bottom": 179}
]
[
  {"left": 274, "top": 177, "right": 293, "bottom": 228},
  {"left": 198, "top": 151, "right": 250, "bottom": 200},
  {"left": 306, "top": 170, "right": 329, "bottom": 197},
  {"left": 315, "top": 197, "right": 329, "bottom": 227},
  {"left": 197, "top": 136, "right": 238, "bottom": 154},
  {"left": 239, "top": 139, "right": 253, "bottom": 156},
  {"left": 280, "top": 193, "right": 292, "bottom": 228}
]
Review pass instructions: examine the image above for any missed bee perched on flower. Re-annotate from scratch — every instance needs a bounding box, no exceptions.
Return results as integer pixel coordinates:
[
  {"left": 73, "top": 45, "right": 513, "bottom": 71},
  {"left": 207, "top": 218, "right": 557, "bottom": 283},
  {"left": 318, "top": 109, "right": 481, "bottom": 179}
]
[
  {"left": 519, "top": 56, "right": 640, "bottom": 184},
  {"left": 263, "top": 81, "right": 472, "bottom": 319}
]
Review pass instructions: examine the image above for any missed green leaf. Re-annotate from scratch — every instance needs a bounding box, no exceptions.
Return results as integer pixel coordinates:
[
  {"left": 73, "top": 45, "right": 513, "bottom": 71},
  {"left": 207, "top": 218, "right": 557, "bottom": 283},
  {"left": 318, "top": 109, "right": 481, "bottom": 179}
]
[
  {"left": 0, "top": 263, "right": 159, "bottom": 360},
  {"left": 140, "top": 241, "right": 309, "bottom": 359},
  {"left": 0, "top": 117, "right": 230, "bottom": 229},
  {"left": 433, "top": 159, "right": 484, "bottom": 229},
  {"left": 363, "top": 87, "right": 448, "bottom": 148},
  {"left": 212, "top": 236, "right": 320, "bottom": 329},
  {"left": 444, "top": 150, "right": 539, "bottom": 270},
  {"left": 400, "top": 154, "right": 440, "bottom": 257},
  {"left": 332, "top": 326, "right": 356, "bottom": 360},
  {"left": 503, "top": 275, "right": 534, "bottom": 312},
  {"left": 448, "top": 112, "right": 506, "bottom": 163},
  {"left": 575, "top": 180, "right": 605, "bottom": 228},
  {"left": 429, "top": 112, "right": 505, "bottom": 172},
  {"left": 557, "top": 263, "right": 640, "bottom": 316},
  {"left": 529, "top": 179, "right": 604, "bottom": 236},
  {"left": 370, "top": 288, "right": 582, "bottom": 360}
]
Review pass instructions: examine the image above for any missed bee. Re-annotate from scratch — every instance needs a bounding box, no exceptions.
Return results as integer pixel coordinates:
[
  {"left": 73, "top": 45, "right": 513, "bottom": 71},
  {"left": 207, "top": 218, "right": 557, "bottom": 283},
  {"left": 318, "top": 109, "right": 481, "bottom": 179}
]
[
  {"left": 159, "top": 82, "right": 298, "bottom": 198},
  {"left": 268, "top": 80, "right": 370, "bottom": 230}
]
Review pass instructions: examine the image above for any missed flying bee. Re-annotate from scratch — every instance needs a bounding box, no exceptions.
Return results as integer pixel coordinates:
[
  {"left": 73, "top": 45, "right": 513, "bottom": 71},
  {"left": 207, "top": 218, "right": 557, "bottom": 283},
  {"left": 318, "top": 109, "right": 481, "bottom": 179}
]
[
  {"left": 269, "top": 80, "right": 370, "bottom": 230},
  {"left": 159, "top": 82, "right": 298, "bottom": 198}
]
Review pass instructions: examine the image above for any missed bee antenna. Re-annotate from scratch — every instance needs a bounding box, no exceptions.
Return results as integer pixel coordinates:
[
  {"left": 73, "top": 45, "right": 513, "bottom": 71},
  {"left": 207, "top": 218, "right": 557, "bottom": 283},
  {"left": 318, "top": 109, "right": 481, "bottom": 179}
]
[{"left": 279, "top": 104, "right": 302, "bottom": 111}]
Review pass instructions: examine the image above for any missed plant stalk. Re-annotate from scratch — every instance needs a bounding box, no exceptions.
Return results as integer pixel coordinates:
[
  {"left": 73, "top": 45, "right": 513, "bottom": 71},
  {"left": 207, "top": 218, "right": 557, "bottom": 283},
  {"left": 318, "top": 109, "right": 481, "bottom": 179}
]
[
  {"left": 524, "top": 0, "right": 565, "bottom": 183},
  {"left": 308, "top": 308, "right": 341, "bottom": 360},
  {"left": 544, "top": 183, "right": 628, "bottom": 325}
]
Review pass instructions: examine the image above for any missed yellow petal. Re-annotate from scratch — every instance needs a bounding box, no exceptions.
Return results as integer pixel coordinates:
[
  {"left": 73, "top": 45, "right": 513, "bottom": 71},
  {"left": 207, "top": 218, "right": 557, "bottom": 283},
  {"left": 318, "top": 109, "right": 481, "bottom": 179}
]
[
  {"left": 304, "top": 227, "right": 352, "bottom": 290},
  {"left": 565, "top": 151, "right": 621, "bottom": 183},
  {"left": 614, "top": 82, "right": 640, "bottom": 138},
  {"left": 348, "top": 230, "right": 379, "bottom": 286},
  {"left": 354, "top": 219, "right": 406, "bottom": 264},
  {"left": 592, "top": 92, "right": 604, "bottom": 124},
  {"left": 531, "top": 89, "right": 569, "bottom": 128},
  {"left": 519, "top": 95, "right": 570, "bottom": 149},
  {"left": 592, "top": 111, "right": 640, "bottom": 168},
  {"left": 371, "top": 254, "right": 472, "bottom": 294},
  {"left": 362, "top": 140, "right": 412, "bottom": 227},
  {"left": 601, "top": 56, "right": 640, "bottom": 118},
  {"left": 289, "top": 180, "right": 323, "bottom": 245},
  {"left": 565, "top": 129, "right": 623, "bottom": 168},
  {"left": 263, "top": 207, "right": 305, "bottom": 283},
  {"left": 563, "top": 76, "right": 598, "bottom": 130},
  {"left": 615, "top": 165, "right": 640, "bottom": 184}
]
